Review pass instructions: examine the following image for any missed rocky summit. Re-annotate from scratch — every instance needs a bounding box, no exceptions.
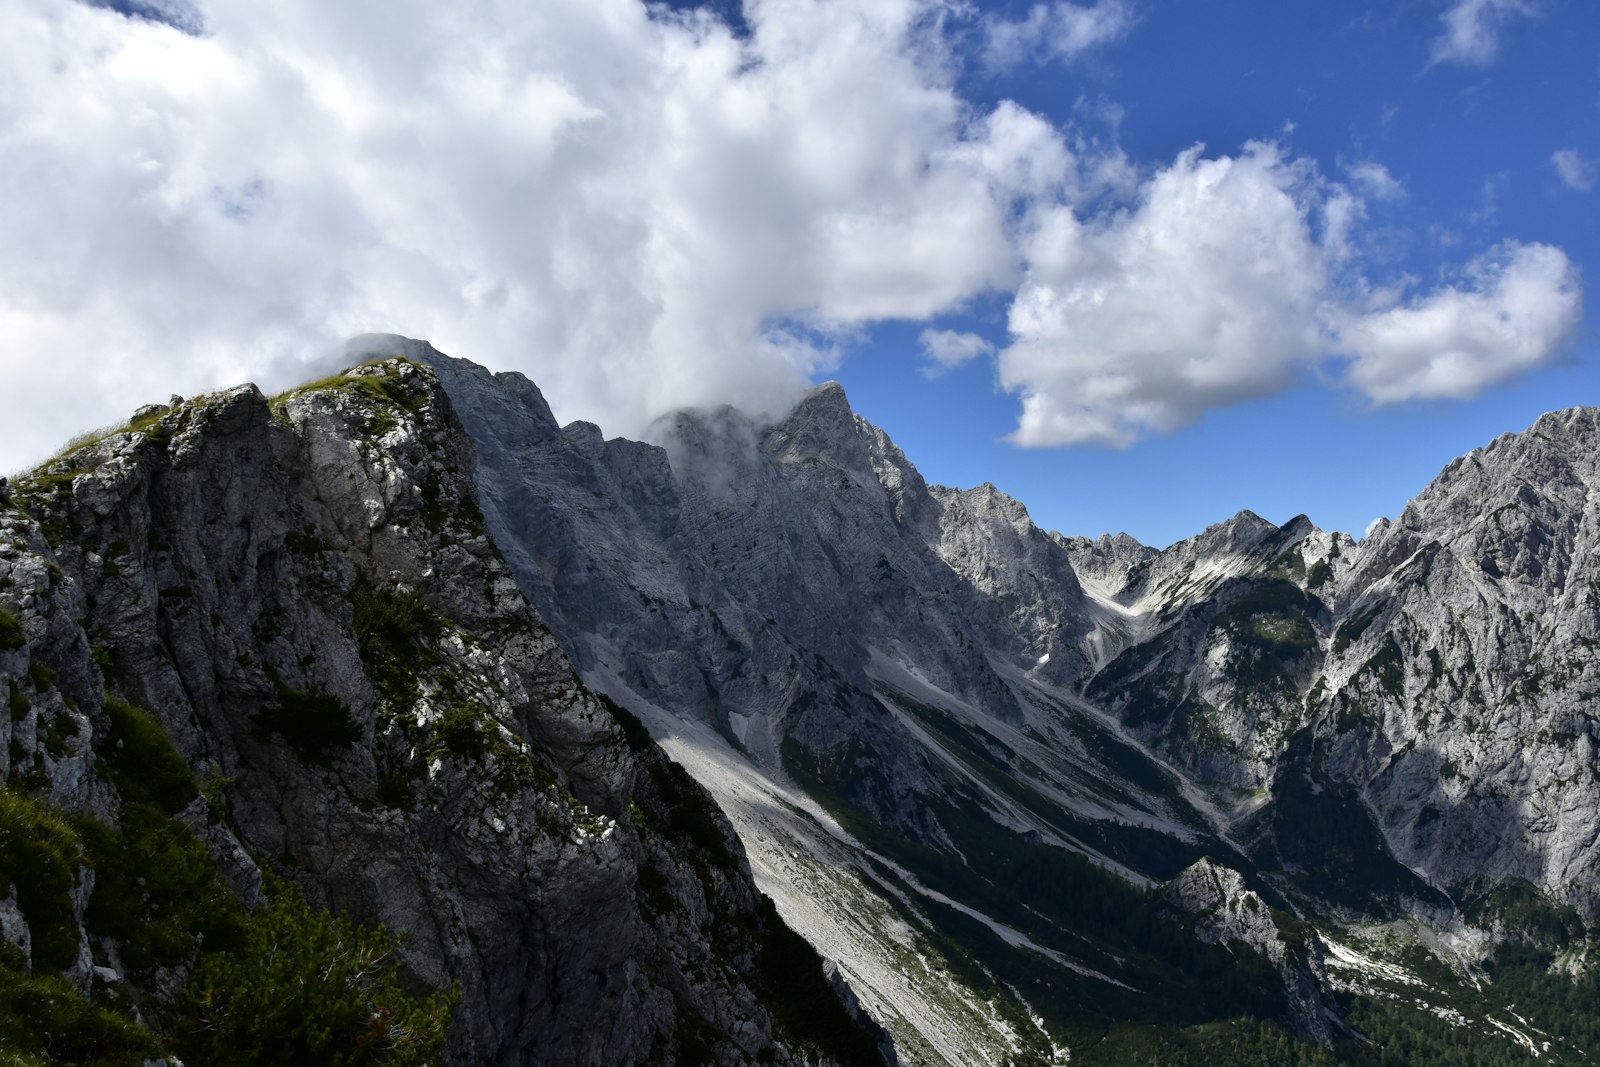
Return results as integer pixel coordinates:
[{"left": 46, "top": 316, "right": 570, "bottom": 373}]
[{"left": 2, "top": 337, "right": 1598, "bottom": 1065}]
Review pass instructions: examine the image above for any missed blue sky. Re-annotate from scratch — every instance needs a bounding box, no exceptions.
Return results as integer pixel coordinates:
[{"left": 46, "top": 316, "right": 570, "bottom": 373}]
[
  {"left": 831, "top": 1, "right": 1600, "bottom": 544},
  {"left": 1, "top": 0, "right": 1595, "bottom": 546}
]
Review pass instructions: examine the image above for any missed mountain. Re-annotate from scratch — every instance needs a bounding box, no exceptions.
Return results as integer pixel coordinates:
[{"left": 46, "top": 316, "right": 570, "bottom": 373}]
[
  {"left": 425, "top": 341, "right": 1600, "bottom": 1063},
  {"left": 3, "top": 338, "right": 1597, "bottom": 1065},
  {"left": 0, "top": 359, "right": 890, "bottom": 1065}
]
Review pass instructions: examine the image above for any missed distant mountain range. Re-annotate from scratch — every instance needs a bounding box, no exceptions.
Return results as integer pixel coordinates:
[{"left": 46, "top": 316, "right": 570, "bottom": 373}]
[{"left": 2, "top": 335, "right": 1595, "bottom": 1065}]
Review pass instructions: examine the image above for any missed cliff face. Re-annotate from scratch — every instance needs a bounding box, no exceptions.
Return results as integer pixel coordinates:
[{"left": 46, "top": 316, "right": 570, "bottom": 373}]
[
  {"left": 1070, "top": 409, "right": 1600, "bottom": 920},
  {"left": 1310, "top": 407, "right": 1600, "bottom": 910},
  {"left": 0, "top": 357, "right": 887, "bottom": 1065},
  {"left": 424, "top": 349, "right": 1335, "bottom": 1062}
]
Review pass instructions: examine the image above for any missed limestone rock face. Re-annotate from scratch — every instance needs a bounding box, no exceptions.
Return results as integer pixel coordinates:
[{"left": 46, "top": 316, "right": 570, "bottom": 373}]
[
  {"left": 1057, "top": 530, "right": 1156, "bottom": 593},
  {"left": 0, "top": 354, "right": 885, "bottom": 1066},
  {"left": 926, "top": 482, "right": 1092, "bottom": 687},
  {"left": 1049, "top": 409, "right": 1600, "bottom": 920},
  {"left": 427, "top": 355, "right": 1043, "bottom": 819},
  {"left": 1077, "top": 512, "right": 1327, "bottom": 788},
  {"left": 1310, "top": 407, "right": 1600, "bottom": 912},
  {"left": 1165, "top": 858, "right": 1336, "bottom": 1045},
  {"left": 426, "top": 353, "right": 1254, "bottom": 1061}
]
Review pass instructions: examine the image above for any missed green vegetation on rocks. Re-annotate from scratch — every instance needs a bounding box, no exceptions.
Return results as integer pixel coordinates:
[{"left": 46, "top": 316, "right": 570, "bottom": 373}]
[
  {"left": 178, "top": 875, "right": 458, "bottom": 1067},
  {"left": 102, "top": 695, "right": 197, "bottom": 812},
  {"left": 270, "top": 359, "right": 430, "bottom": 438},
  {"left": 0, "top": 970, "right": 162, "bottom": 1065},
  {"left": 0, "top": 789, "right": 84, "bottom": 973},
  {"left": 353, "top": 587, "right": 443, "bottom": 713},
  {"left": 0, "top": 688, "right": 462, "bottom": 1064},
  {"left": 0, "top": 607, "right": 24, "bottom": 652},
  {"left": 255, "top": 670, "right": 362, "bottom": 762}
]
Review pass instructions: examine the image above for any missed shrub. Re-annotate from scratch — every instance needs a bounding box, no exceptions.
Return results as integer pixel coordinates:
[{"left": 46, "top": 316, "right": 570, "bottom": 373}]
[
  {"left": 426, "top": 702, "right": 488, "bottom": 762},
  {"left": 78, "top": 803, "right": 245, "bottom": 974},
  {"left": 0, "top": 971, "right": 161, "bottom": 1063},
  {"left": 256, "top": 672, "right": 362, "bottom": 763},
  {"left": 102, "top": 695, "right": 197, "bottom": 814},
  {"left": 83, "top": 698, "right": 243, "bottom": 973},
  {"left": 353, "top": 588, "right": 442, "bottom": 712},
  {"left": 0, "top": 790, "right": 83, "bottom": 973},
  {"left": 0, "top": 607, "right": 24, "bottom": 651},
  {"left": 177, "top": 876, "right": 457, "bottom": 1066},
  {"left": 25, "top": 662, "right": 53, "bottom": 692}
]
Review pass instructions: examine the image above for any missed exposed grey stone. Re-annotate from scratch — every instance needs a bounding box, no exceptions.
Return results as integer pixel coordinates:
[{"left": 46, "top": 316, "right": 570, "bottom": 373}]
[
  {"left": 1166, "top": 858, "right": 1337, "bottom": 1044},
  {"left": 0, "top": 352, "right": 885, "bottom": 1066}
]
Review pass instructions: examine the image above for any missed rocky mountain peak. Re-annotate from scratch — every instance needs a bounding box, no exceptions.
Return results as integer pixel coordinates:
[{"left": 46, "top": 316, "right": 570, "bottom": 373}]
[
  {"left": 1097, "top": 530, "right": 1152, "bottom": 553},
  {"left": 932, "top": 481, "right": 1034, "bottom": 527},
  {"left": 560, "top": 419, "right": 607, "bottom": 458},
  {"left": 1345, "top": 404, "right": 1600, "bottom": 608},
  {"left": 1196, "top": 508, "right": 1281, "bottom": 552},
  {"left": 1279, "top": 513, "right": 1318, "bottom": 539},
  {"left": 763, "top": 380, "right": 874, "bottom": 477},
  {"left": 648, "top": 403, "right": 771, "bottom": 499},
  {"left": 426, "top": 350, "right": 564, "bottom": 445},
  {"left": 1057, "top": 530, "right": 1157, "bottom": 594},
  {"left": 0, "top": 352, "right": 893, "bottom": 1066}
]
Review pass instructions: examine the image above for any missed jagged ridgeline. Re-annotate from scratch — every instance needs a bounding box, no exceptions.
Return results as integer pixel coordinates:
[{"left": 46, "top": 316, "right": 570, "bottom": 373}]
[
  {"left": 4, "top": 341, "right": 1599, "bottom": 1067},
  {"left": 0, "top": 358, "right": 892, "bottom": 1065}
]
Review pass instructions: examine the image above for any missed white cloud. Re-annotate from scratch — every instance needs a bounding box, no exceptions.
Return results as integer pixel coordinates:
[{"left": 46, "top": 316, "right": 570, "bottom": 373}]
[
  {"left": 1338, "top": 242, "right": 1581, "bottom": 404},
  {"left": 1469, "top": 172, "right": 1509, "bottom": 227},
  {"left": 0, "top": 0, "right": 1077, "bottom": 472},
  {"left": 984, "top": 1, "right": 1133, "bottom": 71},
  {"left": 920, "top": 329, "right": 994, "bottom": 375},
  {"left": 1552, "top": 149, "right": 1596, "bottom": 191},
  {"left": 0, "top": 0, "right": 1583, "bottom": 473},
  {"left": 992, "top": 143, "right": 1582, "bottom": 447},
  {"left": 1428, "top": 0, "right": 1539, "bottom": 68},
  {"left": 999, "top": 142, "right": 1331, "bottom": 447},
  {"left": 1347, "top": 161, "right": 1404, "bottom": 202}
]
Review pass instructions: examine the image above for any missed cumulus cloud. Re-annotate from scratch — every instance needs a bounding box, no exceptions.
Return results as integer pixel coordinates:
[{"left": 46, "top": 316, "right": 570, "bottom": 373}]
[
  {"left": 992, "top": 142, "right": 1581, "bottom": 447},
  {"left": 1552, "top": 149, "right": 1596, "bottom": 191},
  {"left": 1338, "top": 242, "right": 1582, "bottom": 404},
  {"left": 0, "top": 0, "right": 1584, "bottom": 473},
  {"left": 999, "top": 143, "right": 1331, "bottom": 447},
  {"left": 920, "top": 329, "right": 994, "bottom": 376},
  {"left": 0, "top": 0, "right": 1081, "bottom": 471},
  {"left": 984, "top": 0, "right": 1133, "bottom": 71},
  {"left": 1428, "top": 0, "right": 1539, "bottom": 67}
]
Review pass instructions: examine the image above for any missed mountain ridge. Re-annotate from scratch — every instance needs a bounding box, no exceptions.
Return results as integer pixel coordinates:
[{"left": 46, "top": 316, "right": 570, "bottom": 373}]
[
  {"left": 425, "top": 339, "right": 1600, "bottom": 1060},
  {"left": 3, "top": 338, "right": 1596, "bottom": 1065},
  {"left": 0, "top": 356, "right": 893, "bottom": 1065}
]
